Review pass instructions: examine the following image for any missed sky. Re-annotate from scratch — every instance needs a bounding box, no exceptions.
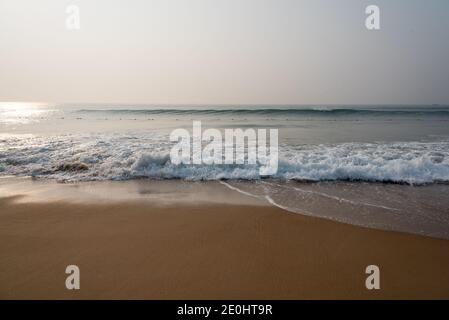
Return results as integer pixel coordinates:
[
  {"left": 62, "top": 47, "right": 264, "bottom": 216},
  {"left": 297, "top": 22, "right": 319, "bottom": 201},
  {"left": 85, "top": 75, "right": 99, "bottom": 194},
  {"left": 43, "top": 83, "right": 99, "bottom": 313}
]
[{"left": 0, "top": 0, "right": 448, "bottom": 105}]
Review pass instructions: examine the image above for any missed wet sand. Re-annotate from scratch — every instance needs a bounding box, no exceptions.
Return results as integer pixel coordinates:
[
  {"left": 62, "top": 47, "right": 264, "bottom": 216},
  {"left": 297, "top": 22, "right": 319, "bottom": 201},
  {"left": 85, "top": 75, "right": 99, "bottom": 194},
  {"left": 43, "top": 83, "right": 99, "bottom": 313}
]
[{"left": 1, "top": 191, "right": 449, "bottom": 299}]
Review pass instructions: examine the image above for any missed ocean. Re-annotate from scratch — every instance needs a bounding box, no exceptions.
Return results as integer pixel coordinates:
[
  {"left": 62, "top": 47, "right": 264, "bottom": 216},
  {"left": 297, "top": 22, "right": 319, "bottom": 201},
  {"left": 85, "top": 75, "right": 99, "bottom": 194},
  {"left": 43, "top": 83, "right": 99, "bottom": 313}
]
[{"left": 1, "top": 103, "right": 449, "bottom": 238}]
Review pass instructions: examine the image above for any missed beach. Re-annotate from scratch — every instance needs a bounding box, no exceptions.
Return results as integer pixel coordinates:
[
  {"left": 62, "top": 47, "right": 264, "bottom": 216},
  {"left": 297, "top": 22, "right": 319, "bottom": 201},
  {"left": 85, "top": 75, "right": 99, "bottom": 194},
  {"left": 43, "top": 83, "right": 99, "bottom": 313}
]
[
  {"left": 1, "top": 180, "right": 449, "bottom": 300},
  {"left": 2, "top": 0, "right": 449, "bottom": 304},
  {"left": 1, "top": 104, "right": 449, "bottom": 299}
]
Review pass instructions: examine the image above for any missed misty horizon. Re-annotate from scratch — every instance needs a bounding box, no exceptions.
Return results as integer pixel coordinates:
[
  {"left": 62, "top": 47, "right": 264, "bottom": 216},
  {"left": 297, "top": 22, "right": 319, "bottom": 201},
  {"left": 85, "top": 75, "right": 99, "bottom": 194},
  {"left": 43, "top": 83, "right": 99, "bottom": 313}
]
[{"left": 1, "top": 0, "right": 449, "bottom": 105}]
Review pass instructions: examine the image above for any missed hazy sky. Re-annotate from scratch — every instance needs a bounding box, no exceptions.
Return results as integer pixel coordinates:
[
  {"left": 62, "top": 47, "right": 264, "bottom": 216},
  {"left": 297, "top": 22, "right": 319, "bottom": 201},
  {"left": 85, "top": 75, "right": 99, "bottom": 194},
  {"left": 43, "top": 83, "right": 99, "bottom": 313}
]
[{"left": 1, "top": 0, "right": 448, "bottom": 105}]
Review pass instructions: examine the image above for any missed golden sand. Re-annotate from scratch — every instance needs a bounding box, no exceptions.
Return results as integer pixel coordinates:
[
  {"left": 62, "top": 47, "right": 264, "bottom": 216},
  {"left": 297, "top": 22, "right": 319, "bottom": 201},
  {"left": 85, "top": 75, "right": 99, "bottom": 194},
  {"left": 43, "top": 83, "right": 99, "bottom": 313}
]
[{"left": 1, "top": 195, "right": 448, "bottom": 299}]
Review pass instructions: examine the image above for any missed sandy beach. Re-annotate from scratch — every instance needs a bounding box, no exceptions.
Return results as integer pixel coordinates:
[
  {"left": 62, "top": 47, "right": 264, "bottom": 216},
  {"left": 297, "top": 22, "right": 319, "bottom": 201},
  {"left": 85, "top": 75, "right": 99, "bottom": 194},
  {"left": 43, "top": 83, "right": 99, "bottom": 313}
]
[
  {"left": 1, "top": 181, "right": 448, "bottom": 300},
  {"left": 2, "top": 0, "right": 449, "bottom": 304}
]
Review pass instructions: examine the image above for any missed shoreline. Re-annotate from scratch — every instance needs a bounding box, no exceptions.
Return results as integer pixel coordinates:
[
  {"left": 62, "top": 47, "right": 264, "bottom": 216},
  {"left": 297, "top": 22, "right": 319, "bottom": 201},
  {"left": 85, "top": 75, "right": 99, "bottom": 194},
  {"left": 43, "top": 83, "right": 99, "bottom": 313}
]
[
  {"left": 2, "top": 177, "right": 449, "bottom": 240},
  {"left": 1, "top": 190, "right": 449, "bottom": 299}
]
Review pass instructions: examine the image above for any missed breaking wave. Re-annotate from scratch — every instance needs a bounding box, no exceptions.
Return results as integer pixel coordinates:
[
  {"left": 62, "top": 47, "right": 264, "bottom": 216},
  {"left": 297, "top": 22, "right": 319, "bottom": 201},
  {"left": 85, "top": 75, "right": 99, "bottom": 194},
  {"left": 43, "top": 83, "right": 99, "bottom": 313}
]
[{"left": 1, "top": 133, "right": 449, "bottom": 184}]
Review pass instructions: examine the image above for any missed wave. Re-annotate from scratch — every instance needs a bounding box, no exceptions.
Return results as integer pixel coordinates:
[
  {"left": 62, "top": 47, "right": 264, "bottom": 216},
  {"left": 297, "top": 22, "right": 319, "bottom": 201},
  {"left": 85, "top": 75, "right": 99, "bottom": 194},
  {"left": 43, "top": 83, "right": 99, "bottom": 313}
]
[
  {"left": 75, "top": 107, "right": 449, "bottom": 117},
  {"left": 1, "top": 133, "right": 449, "bottom": 184}
]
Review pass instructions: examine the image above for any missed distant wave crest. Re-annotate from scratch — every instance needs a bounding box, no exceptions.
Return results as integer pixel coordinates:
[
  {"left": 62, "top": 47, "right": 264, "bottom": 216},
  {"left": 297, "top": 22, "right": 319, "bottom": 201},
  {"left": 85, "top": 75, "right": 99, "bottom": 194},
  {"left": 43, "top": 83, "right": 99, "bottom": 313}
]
[{"left": 76, "top": 108, "right": 449, "bottom": 117}]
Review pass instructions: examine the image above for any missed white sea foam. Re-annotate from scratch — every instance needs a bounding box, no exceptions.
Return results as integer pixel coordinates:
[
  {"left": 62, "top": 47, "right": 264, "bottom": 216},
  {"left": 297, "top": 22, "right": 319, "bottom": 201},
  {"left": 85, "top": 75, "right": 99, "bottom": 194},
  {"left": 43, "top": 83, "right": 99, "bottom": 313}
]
[
  {"left": 1, "top": 133, "right": 449, "bottom": 184},
  {"left": 219, "top": 181, "right": 262, "bottom": 199},
  {"left": 260, "top": 180, "right": 401, "bottom": 211}
]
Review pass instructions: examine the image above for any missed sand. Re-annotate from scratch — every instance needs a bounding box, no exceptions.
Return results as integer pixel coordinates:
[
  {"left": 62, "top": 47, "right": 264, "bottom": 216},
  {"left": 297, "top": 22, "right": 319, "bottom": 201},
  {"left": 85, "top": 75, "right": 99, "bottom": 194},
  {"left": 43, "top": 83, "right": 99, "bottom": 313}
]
[{"left": 1, "top": 194, "right": 449, "bottom": 299}]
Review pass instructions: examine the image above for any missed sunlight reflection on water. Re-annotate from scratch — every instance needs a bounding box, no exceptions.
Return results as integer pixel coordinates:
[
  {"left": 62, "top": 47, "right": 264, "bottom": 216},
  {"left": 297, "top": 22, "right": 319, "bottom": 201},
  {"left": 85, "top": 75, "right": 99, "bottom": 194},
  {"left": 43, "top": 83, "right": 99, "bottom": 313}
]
[{"left": 0, "top": 102, "right": 55, "bottom": 125}]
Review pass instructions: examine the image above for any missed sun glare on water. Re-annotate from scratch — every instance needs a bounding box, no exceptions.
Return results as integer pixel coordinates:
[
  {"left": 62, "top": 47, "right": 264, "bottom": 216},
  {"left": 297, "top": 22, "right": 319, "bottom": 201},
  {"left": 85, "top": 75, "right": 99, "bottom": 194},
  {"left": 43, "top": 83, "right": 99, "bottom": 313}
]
[{"left": 0, "top": 102, "right": 52, "bottom": 124}]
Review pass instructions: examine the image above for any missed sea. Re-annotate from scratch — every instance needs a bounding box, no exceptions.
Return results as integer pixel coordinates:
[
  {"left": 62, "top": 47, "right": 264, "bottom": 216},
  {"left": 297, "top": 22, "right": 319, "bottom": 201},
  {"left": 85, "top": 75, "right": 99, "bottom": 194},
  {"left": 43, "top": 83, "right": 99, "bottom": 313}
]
[{"left": 1, "top": 103, "right": 449, "bottom": 239}]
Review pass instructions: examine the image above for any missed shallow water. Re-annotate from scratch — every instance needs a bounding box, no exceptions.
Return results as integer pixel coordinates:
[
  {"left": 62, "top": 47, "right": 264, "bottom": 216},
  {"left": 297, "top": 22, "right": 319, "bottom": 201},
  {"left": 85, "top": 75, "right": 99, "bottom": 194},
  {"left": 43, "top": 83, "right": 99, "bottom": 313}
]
[{"left": 221, "top": 180, "right": 449, "bottom": 240}]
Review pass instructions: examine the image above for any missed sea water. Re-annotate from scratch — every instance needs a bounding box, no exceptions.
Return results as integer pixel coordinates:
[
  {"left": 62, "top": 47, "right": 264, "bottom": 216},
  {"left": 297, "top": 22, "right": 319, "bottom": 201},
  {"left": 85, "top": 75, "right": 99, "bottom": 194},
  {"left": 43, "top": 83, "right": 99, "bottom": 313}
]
[{"left": 1, "top": 103, "right": 449, "bottom": 238}]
